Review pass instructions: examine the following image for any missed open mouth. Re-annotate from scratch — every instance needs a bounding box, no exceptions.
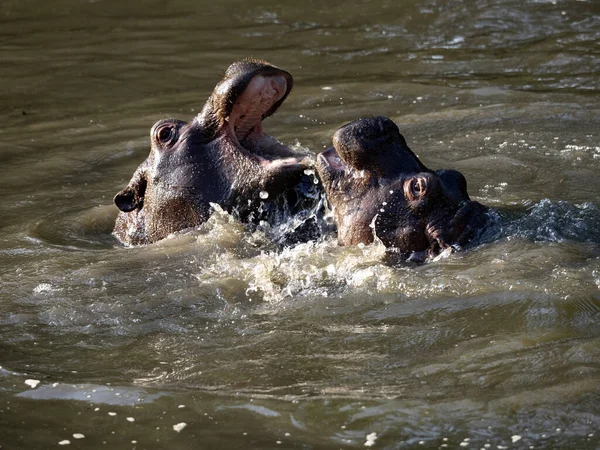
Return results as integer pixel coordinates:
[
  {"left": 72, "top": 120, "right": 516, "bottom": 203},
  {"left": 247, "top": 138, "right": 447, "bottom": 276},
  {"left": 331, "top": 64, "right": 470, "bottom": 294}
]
[
  {"left": 317, "top": 147, "right": 345, "bottom": 171},
  {"left": 229, "top": 73, "right": 289, "bottom": 142},
  {"left": 210, "top": 65, "right": 305, "bottom": 174}
]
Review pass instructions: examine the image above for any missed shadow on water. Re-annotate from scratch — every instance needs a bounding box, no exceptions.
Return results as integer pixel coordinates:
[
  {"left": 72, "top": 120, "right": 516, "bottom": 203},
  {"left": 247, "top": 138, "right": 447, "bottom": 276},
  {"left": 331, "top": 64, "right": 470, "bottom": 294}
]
[{"left": 28, "top": 205, "right": 119, "bottom": 250}]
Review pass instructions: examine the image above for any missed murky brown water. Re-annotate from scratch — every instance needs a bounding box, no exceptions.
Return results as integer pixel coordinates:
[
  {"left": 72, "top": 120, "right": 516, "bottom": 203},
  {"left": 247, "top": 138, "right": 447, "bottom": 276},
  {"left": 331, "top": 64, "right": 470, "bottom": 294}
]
[{"left": 1, "top": 0, "right": 599, "bottom": 448}]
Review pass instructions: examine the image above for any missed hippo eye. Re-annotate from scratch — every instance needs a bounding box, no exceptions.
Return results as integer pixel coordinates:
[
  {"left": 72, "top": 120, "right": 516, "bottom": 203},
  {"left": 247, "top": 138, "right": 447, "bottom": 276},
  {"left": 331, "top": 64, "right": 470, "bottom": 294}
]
[
  {"left": 151, "top": 119, "right": 187, "bottom": 149},
  {"left": 404, "top": 175, "right": 429, "bottom": 201},
  {"left": 156, "top": 125, "right": 175, "bottom": 144}
]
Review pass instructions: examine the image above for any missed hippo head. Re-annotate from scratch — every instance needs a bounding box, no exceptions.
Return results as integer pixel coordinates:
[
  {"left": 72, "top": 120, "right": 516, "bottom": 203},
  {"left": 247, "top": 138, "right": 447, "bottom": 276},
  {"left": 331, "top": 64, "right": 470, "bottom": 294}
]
[
  {"left": 316, "top": 116, "right": 488, "bottom": 262},
  {"left": 113, "top": 59, "right": 310, "bottom": 245}
]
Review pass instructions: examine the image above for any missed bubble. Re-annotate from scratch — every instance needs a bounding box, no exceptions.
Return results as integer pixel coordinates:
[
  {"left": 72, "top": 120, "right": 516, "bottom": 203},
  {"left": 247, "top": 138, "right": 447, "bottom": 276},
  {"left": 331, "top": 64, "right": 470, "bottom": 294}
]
[{"left": 259, "top": 191, "right": 269, "bottom": 199}]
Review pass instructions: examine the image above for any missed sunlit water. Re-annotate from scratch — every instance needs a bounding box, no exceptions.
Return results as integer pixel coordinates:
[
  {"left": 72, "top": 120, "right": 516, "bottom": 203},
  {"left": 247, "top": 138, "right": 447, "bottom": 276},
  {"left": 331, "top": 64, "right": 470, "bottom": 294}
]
[{"left": 1, "top": 0, "right": 599, "bottom": 449}]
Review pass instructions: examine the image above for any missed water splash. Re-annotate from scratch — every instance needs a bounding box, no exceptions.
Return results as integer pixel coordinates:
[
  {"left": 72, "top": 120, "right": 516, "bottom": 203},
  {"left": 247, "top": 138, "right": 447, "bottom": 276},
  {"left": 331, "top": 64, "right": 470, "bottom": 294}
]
[{"left": 483, "top": 199, "right": 600, "bottom": 244}]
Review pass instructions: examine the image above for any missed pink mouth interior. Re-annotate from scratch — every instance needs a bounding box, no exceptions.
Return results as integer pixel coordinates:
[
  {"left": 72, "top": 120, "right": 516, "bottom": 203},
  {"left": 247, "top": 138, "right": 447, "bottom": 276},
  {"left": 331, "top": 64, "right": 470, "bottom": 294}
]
[
  {"left": 319, "top": 147, "right": 345, "bottom": 171},
  {"left": 229, "top": 74, "right": 287, "bottom": 142}
]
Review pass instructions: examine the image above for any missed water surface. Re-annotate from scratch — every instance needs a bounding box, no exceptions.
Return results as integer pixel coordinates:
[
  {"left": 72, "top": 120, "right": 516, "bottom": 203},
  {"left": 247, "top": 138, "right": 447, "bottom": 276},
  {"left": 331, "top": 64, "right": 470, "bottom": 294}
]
[{"left": 1, "top": 0, "right": 599, "bottom": 448}]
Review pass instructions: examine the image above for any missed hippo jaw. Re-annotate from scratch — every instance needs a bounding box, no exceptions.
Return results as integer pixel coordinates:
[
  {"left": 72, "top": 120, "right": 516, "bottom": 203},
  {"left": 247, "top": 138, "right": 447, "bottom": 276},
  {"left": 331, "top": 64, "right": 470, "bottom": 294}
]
[
  {"left": 196, "top": 60, "right": 306, "bottom": 186},
  {"left": 316, "top": 116, "right": 488, "bottom": 261},
  {"left": 196, "top": 59, "right": 296, "bottom": 159}
]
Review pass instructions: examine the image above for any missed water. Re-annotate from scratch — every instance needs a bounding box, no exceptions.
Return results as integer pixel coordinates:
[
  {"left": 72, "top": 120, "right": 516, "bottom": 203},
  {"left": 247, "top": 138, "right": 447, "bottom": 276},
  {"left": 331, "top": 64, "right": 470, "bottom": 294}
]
[{"left": 1, "top": 0, "right": 599, "bottom": 448}]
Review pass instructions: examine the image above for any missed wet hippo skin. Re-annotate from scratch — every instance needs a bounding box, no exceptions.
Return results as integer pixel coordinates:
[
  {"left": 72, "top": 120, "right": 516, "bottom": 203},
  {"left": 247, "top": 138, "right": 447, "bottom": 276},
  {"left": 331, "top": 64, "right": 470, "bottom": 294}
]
[
  {"left": 316, "top": 116, "right": 489, "bottom": 262},
  {"left": 113, "top": 59, "right": 313, "bottom": 246}
]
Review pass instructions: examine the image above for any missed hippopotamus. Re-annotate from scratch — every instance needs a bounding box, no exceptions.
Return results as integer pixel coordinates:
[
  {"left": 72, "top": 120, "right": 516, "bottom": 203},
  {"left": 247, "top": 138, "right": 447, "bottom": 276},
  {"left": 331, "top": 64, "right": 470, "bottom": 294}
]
[
  {"left": 316, "top": 116, "right": 489, "bottom": 262},
  {"left": 113, "top": 59, "right": 319, "bottom": 246}
]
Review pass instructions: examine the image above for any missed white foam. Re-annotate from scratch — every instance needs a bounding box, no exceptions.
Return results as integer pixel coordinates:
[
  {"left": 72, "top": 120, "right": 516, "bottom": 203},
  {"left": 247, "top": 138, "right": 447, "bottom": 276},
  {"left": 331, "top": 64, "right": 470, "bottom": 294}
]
[
  {"left": 173, "top": 422, "right": 187, "bottom": 432},
  {"left": 33, "top": 283, "right": 57, "bottom": 294},
  {"left": 364, "top": 432, "right": 378, "bottom": 447},
  {"left": 24, "top": 379, "right": 40, "bottom": 388}
]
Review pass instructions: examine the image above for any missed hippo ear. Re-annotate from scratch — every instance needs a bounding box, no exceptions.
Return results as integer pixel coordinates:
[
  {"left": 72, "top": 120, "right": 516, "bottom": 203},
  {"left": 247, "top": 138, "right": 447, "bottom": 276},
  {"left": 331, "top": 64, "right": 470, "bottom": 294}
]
[
  {"left": 114, "top": 172, "right": 147, "bottom": 212},
  {"left": 436, "top": 169, "right": 470, "bottom": 203}
]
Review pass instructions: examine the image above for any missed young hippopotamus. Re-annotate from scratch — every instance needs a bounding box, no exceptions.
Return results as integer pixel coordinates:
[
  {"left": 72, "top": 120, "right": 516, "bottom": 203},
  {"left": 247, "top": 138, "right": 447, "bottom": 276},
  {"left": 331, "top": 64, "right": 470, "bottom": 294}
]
[
  {"left": 316, "top": 116, "right": 489, "bottom": 262},
  {"left": 114, "top": 59, "right": 317, "bottom": 246}
]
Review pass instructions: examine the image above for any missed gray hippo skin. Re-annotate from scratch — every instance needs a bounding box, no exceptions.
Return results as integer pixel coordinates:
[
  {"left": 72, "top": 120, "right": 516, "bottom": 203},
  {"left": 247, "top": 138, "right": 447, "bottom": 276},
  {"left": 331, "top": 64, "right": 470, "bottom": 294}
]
[
  {"left": 114, "top": 59, "right": 312, "bottom": 245},
  {"left": 316, "top": 116, "right": 488, "bottom": 262}
]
